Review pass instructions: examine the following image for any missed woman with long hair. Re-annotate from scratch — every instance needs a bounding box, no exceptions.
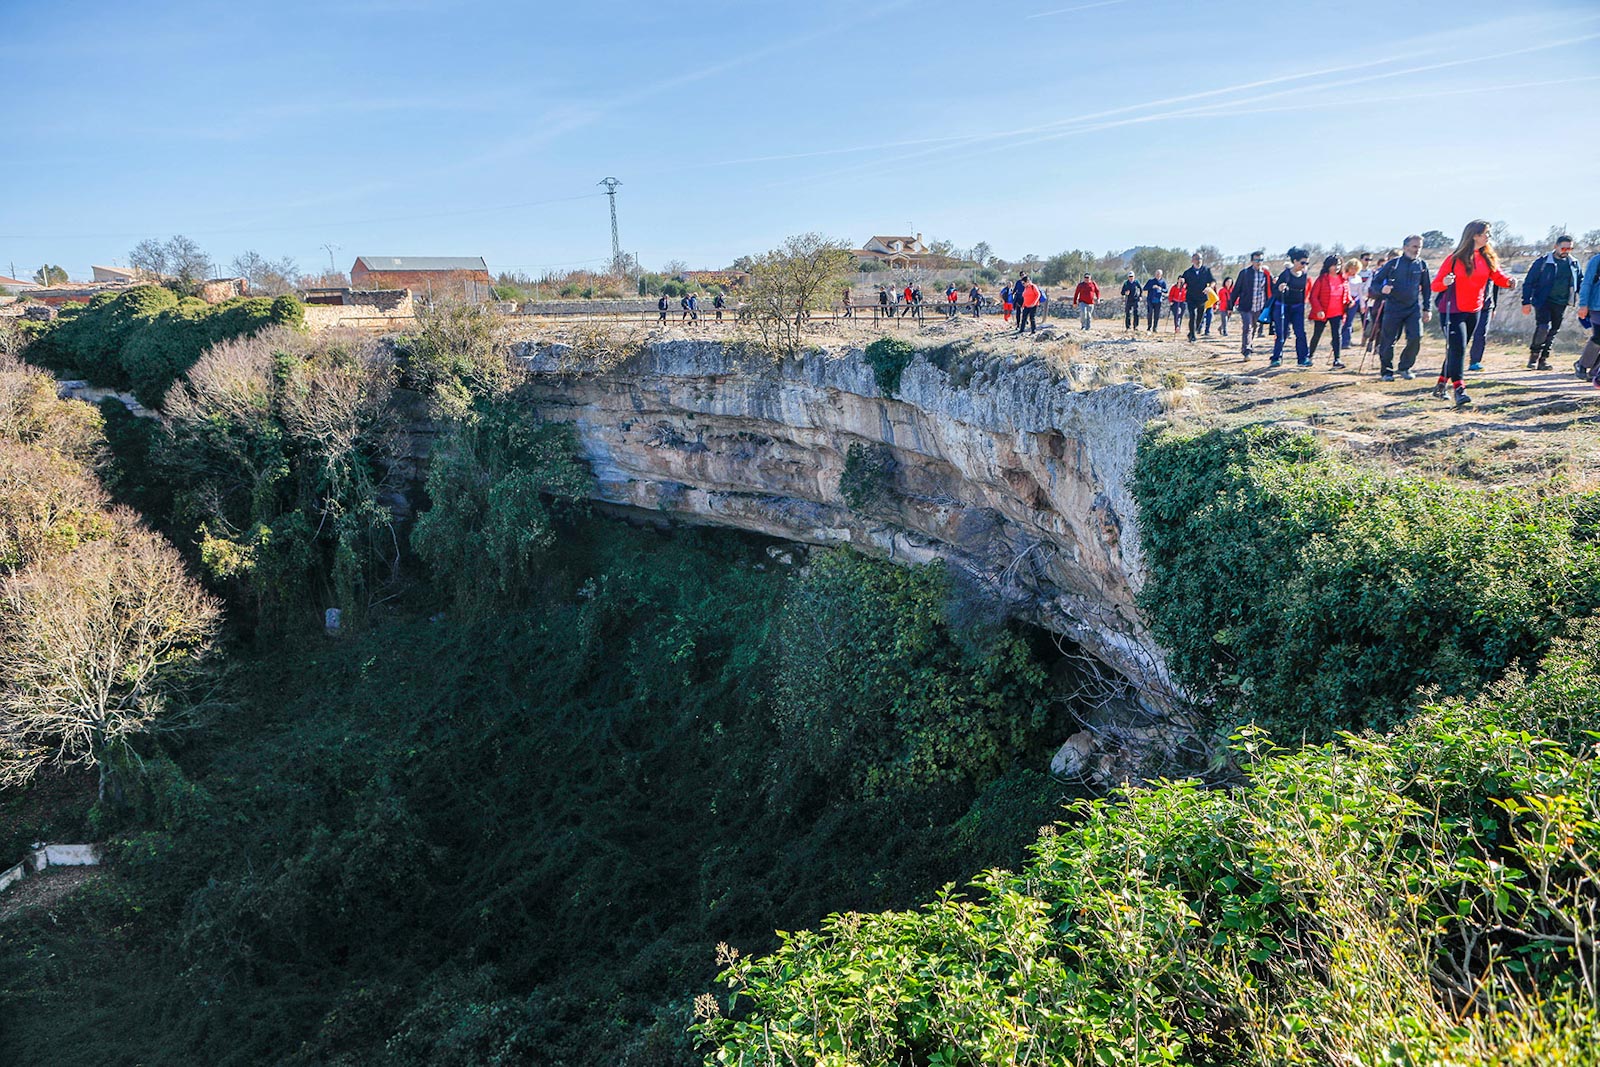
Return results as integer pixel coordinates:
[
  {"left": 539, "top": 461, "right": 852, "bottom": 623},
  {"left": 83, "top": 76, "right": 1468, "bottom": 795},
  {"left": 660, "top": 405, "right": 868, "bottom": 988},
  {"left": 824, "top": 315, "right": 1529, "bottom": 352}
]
[
  {"left": 1431, "top": 220, "right": 1514, "bottom": 407},
  {"left": 1307, "top": 254, "right": 1350, "bottom": 368}
]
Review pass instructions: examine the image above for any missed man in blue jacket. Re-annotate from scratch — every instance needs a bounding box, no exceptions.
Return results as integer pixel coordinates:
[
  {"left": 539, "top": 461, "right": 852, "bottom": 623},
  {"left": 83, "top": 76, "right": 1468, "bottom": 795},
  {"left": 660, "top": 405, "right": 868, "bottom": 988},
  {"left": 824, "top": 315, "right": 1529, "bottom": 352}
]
[
  {"left": 1521, "top": 234, "right": 1583, "bottom": 371},
  {"left": 1143, "top": 270, "right": 1167, "bottom": 333},
  {"left": 1370, "top": 235, "right": 1432, "bottom": 381}
]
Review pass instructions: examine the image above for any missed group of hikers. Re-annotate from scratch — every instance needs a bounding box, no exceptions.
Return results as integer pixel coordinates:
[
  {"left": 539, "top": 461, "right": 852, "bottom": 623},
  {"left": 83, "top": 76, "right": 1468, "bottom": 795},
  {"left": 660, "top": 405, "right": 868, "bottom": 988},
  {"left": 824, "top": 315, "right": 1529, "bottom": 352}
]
[
  {"left": 657, "top": 291, "right": 728, "bottom": 324},
  {"left": 964, "top": 222, "right": 1600, "bottom": 409}
]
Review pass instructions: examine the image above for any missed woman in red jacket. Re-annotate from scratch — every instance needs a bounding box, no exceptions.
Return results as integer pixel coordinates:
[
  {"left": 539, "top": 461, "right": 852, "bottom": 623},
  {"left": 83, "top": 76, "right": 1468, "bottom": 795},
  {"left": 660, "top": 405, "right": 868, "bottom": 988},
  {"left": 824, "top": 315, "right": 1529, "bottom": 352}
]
[
  {"left": 1431, "top": 219, "right": 1514, "bottom": 407},
  {"left": 1306, "top": 254, "right": 1351, "bottom": 368},
  {"left": 1217, "top": 276, "right": 1234, "bottom": 336}
]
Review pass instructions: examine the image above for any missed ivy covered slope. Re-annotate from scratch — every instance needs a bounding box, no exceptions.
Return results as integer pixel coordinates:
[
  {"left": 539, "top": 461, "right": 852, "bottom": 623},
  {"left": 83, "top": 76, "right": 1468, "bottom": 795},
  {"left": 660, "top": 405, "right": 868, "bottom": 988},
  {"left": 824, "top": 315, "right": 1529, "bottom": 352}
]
[{"left": 700, "top": 426, "right": 1600, "bottom": 1067}]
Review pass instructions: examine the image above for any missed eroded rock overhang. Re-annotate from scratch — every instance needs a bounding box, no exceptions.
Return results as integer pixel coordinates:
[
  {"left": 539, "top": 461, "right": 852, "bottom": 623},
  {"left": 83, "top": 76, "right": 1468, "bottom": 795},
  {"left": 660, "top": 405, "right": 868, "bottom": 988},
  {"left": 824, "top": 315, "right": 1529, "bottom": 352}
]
[{"left": 516, "top": 339, "right": 1181, "bottom": 709}]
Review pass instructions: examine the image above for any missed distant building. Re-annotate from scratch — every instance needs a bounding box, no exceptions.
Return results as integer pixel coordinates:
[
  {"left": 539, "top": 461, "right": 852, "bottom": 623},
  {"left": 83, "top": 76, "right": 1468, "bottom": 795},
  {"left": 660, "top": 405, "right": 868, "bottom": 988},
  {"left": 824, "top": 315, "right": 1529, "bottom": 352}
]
[
  {"left": 0, "top": 275, "right": 39, "bottom": 294},
  {"left": 852, "top": 234, "right": 944, "bottom": 270},
  {"left": 350, "top": 256, "right": 492, "bottom": 302},
  {"left": 91, "top": 265, "right": 138, "bottom": 283}
]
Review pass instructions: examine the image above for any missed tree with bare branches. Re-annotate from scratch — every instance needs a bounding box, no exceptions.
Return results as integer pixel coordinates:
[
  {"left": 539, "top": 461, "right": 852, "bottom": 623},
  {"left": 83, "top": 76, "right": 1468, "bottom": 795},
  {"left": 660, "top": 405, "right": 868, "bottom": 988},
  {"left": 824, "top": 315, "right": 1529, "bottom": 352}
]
[
  {"left": 0, "top": 521, "right": 222, "bottom": 797},
  {"left": 740, "top": 233, "right": 852, "bottom": 358}
]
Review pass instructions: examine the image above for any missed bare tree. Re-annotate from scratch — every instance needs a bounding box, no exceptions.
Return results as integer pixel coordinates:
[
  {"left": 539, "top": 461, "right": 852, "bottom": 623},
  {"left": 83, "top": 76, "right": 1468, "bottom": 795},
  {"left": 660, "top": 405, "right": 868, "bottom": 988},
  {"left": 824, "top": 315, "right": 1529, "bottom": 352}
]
[
  {"left": 129, "top": 238, "right": 169, "bottom": 279},
  {"left": 230, "top": 250, "right": 301, "bottom": 295},
  {"left": 740, "top": 233, "right": 852, "bottom": 359},
  {"left": 165, "top": 234, "right": 213, "bottom": 287},
  {"left": 969, "top": 241, "right": 993, "bottom": 269},
  {"left": 0, "top": 521, "right": 222, "bottom": 797}
]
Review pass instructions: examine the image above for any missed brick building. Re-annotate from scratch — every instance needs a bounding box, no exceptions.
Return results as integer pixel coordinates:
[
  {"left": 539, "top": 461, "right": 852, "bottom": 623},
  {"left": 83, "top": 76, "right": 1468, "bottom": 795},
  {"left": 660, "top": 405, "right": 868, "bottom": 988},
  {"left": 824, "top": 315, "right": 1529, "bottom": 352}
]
[{"left": 350, "top": 256, "right": 492, "bottom": 302}]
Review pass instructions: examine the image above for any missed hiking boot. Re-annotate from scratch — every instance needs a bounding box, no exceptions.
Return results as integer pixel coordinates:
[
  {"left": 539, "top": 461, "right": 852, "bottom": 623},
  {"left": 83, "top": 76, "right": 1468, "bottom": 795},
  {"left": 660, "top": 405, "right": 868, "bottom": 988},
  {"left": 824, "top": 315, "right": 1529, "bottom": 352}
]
[
  {"left": 1536, "top": 359, "right": 1551, "bottom": 371},
  {"left": 1454, "top": 386, "right": 1471, "bottom": 407},
  {"left": 1527, "top": 359, "right": 1539, "bottom": 370},
  {"left": 1468, "top": 361, "right": 1483, "bottom": 372},
  {"left": 1268, "top": 358, "right": 1281, "bottom": 367},
  {"left": 1432, "top": 381, "right": 1449, "bottom": 400},
  {"left": 1332, "top": 359, "right": 1346, "bottom": 369},
  {"left": 1380, "top": 372, "right": 1395, "bottom": 382},
  {"left": 1400, "top": 369, "right": 1415, "bottom": 380},
  {"left": 1577, "top": 360, "right": 1590, "bottom": 380}
]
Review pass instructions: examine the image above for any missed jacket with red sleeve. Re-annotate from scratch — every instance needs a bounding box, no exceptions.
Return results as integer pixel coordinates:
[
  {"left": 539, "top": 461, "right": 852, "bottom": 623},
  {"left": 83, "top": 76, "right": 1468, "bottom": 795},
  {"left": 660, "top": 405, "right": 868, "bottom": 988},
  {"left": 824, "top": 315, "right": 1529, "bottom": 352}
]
[
  {"left": 1431, "top": 250, "right": 1512, "bottom": 313},
  {"left": 1227, "top": 265, "right": 1274, "bottom": 313},
  {"left": 1308, "top": 272, "right": 1350, "bottom": 320},
  {"left": 1073, "top": 280, "right": 1099, "bottom": 304}
]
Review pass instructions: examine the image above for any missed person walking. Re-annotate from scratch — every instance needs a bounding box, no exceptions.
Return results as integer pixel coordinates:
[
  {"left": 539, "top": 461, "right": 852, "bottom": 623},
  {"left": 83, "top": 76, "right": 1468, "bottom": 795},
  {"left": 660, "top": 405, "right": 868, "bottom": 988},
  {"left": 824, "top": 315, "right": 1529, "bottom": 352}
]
[
  {"left": 1143, "top": 270, "right": 1167, "bottom": 332},
  {"left": 1306, "top": 254, "right": 1351, "bottom": 368},
  {"left": 1120, "top": 271, "right": 1141, "bottom": 329},
  {"left": 714, "top": 291, "right": 726, "bottom": 321},
  {"left": 1180, "top": 252, "right": 1215, "bottom": 341},
  {"left": 1521, "top": 234, "right": 1582, "bottom": 371},
  {"left": 945, "top": 284, "right": 960, "bottom": 319},
  {"left": 877, "top": 286, "right": 890, "bottom": 320},
  {"left": 1000, "top": 281, "right": 1014, "bottom": 324},
  {"left": 1369, "top": 237, "right": 1431, "bottom": 381},
  {"left": 841, "top": 287, "right": 853, "bottom": 319},
  {"left": 1169, "top": 279, "right": 1187, "bottom": 333},
  {"left": 1016, "top": 274, "right": 1041, "bottom": 335},
  {"left": 1431, "top": 219, "right": 1515, "bottom": 406},
  {"left": 1228, "top": 252, "right": 1274, "bottom": 360},
  {"left": 1339, "top": 259, "right": 1363, "bottom": 350},
  {"left": 911, "top": 285, "right": 924, "bottom": 322},
  {"left": 1202, "top": 281, "right": 1219, "bottom": 336},
  {"left": 1072, "top": 272, "right": 1099, "bottom": 330},
  {"left": 1216, "top": 275, "right": 1233, "bottom": 336},
  {"left": 969, "top": 283, "right": 983, "bottom": 318},
  {"left": 900, "top": 283, "right": 914, "bottom": 318},
  {"left": 1273, "top": 249, "right": 1311, "bottom": 367},
  {"left": 1576, "top": 252, "right": 1600, "bottom": 382},
  {"left": 657, "top": 293, "right": 670, "bottom": 324}
]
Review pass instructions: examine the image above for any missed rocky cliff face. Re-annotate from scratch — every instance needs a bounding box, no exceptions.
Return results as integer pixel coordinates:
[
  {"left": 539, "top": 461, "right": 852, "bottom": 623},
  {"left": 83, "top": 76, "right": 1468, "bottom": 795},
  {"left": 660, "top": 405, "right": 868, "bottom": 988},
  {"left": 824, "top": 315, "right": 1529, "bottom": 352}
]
[{"left": 517, "top": 339, "right": 1180, "bottom": 711}]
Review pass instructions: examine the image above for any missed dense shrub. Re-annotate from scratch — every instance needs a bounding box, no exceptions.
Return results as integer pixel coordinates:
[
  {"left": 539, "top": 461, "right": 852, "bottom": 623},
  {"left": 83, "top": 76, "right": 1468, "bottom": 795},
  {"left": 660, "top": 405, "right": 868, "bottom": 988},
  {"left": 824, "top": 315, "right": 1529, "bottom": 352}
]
[
  {"left": 863, "top": 336, "right": 915, "bottom": 396},
  {"left": 701, "top": 627, "right": 1600, "bottom": 1066},
  {"left": 392, "top": 300, "right": 516, "bottom": 419},
  {"left": 22, "top": 284, "right": 304, "bottom": 405},
  {"left": 776, "top": 552, "right": 1054, "bottom": 796},
  {"left": 411, "top": 395, "right": 592, "bottom": 605},
  {"left": 156, "top": 327, "right": 401, "bottom": 624},
  {"left": 1133, "top": 425, "right": 1600, "bottom": 739}
]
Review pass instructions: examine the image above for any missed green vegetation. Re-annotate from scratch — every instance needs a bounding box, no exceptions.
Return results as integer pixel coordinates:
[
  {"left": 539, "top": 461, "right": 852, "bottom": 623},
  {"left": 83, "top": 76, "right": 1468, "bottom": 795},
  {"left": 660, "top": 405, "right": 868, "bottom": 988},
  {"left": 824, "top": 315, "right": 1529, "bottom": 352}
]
[
  {"left": 0, "top": 522, "right": 1077, "bottom": 1065},
  {"left": 23, "top": 284, "right": 304, "bottom": 405},
  {"left": 700, "top": 636, "right": 1600, "bottom": 1065},
  {"left": 1133, "top": 425, "right": 1600, "bottom": 741},
  {"left": 863, "top": 335, "right": 915, "bottom": 396}
]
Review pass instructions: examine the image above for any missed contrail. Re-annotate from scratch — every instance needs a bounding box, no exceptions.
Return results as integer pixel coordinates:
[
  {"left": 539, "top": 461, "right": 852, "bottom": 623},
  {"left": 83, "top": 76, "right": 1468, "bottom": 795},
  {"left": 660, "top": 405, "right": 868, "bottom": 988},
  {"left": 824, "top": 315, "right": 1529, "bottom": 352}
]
[{"left": 1026, "top": 0, "right": 1130, "bottom": 19}]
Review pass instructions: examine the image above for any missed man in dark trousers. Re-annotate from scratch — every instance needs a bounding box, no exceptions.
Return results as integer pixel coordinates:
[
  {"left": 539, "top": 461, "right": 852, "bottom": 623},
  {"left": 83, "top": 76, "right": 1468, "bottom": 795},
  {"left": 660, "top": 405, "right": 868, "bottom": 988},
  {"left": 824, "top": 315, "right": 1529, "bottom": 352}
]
[
  {"left": 1180, "top": 252, "right": 1215, "bottom": 342},
  {"left": 1370, "top": 235, "right": 1432, "bottom": 381},
  {"left": 658, "top": 294, "right": 669, "bottom": 324},
  {"left": 1120, "top": 271, "right": 1141, "bottom": 329},
  {"left": 1143, "top": 270, "right": 1168, "bottom": 332},
  {"left": 1521, "top": 234, "right": 1583, "bottom": 371},
  {"left": 1227, "top": 251, "right": 1274, "bottom": 360}
]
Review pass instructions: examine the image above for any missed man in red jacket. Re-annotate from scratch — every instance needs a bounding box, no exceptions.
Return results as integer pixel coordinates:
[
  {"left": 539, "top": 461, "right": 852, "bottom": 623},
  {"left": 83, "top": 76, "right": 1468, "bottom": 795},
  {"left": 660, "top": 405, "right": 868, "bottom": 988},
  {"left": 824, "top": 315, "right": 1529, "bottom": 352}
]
[{"left": 1072, "top": 273, "right": 1100, "bottom": 331}]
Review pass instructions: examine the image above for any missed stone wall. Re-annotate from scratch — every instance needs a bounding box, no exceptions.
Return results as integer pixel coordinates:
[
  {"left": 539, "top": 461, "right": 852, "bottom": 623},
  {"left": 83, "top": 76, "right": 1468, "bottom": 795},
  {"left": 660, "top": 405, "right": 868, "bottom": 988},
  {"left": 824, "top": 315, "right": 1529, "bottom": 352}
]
[{"left": 516, "top": 339, "right": 1181, "bottom": 710}]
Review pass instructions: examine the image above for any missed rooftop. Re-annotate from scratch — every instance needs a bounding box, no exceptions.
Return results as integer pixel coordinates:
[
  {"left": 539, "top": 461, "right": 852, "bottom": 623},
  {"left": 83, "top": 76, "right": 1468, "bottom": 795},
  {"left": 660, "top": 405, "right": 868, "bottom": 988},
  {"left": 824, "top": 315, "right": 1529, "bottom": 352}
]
[{"left": 354, "top": 256, "right": 489, "bottom": 273}]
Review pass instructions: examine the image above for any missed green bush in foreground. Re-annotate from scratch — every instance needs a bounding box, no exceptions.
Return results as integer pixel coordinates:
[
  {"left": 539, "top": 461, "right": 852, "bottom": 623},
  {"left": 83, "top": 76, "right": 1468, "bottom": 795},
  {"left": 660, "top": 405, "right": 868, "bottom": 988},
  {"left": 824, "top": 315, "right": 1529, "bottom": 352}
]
[
  {"left": 1133, "top": 425, "right": 1600, "bottom": 740},
  {"left": 699, "top": 627, "right": 1600, "bottom": 1066}
]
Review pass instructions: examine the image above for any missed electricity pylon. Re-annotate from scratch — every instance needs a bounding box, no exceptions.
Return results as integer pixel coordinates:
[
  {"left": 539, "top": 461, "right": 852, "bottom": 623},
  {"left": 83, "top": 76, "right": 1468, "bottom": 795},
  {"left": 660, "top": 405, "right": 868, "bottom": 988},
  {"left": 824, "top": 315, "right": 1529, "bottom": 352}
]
[{"left": 598, "top": 177, "right": 624, "bottom": 276}]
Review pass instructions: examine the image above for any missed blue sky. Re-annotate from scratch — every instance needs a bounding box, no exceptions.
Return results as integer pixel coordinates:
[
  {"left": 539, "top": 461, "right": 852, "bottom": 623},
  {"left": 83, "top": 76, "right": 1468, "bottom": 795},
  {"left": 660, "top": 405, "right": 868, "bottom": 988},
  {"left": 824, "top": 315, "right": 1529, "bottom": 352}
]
[{"left": 2, "top": 0, "right": 1595, "bottom": 282}]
